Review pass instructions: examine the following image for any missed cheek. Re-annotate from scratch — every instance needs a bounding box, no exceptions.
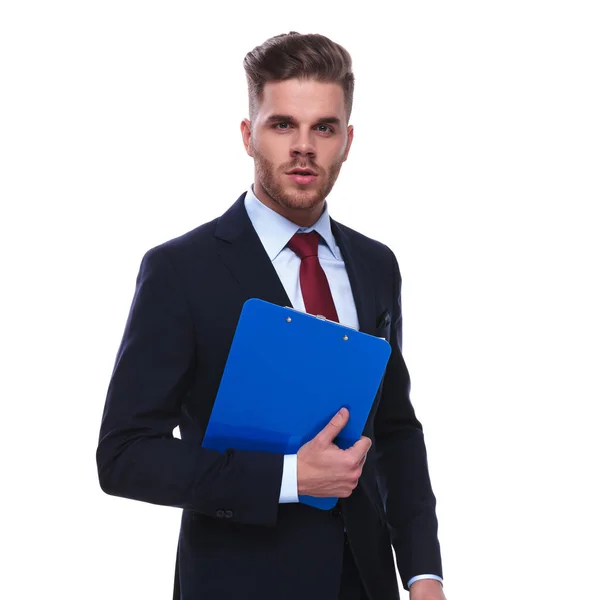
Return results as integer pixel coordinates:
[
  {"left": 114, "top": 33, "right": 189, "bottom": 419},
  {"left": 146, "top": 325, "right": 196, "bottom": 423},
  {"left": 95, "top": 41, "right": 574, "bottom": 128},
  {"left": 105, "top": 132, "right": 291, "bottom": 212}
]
[
  {"left": 325, "top": 136, "right": 347, "bottom": 157},
  {"left": 323, "top": 144, "right": 346, "bottom": 169},
  {"left": 259, "top": 139, "right": 290, "bottom": 165}
]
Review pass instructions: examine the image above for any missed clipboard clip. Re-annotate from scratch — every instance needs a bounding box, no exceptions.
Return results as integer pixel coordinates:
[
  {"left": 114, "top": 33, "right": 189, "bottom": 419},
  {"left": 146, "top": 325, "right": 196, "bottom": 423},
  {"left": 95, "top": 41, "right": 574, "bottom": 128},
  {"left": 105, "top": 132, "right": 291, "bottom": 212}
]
[{"left": 283, "top": 306, "right": 358, "bottom": 332}]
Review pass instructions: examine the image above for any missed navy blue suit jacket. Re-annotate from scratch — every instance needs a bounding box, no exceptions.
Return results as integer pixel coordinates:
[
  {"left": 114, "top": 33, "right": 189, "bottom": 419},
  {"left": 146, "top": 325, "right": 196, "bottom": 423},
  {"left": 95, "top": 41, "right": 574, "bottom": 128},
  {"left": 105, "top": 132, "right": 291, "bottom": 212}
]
[{"left": 96, "top": 192, "right": 442, "bottom": 599}]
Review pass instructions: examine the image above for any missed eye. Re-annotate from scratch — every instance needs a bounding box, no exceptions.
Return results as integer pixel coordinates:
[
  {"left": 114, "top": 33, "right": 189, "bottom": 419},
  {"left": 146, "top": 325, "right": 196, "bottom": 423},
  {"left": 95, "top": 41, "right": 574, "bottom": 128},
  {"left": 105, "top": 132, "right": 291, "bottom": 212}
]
[
  {"left": 274, "top": 122, "right": 291, "bottom": 130},
  {"left": 316, "top": 124, "right": 334, "bottom": 134}
]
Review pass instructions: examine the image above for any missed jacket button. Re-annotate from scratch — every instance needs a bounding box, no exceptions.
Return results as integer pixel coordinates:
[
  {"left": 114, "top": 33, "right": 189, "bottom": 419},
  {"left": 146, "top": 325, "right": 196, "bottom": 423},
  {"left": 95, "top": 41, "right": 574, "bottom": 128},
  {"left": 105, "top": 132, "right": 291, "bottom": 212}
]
[
  {"left": 224, "top": 510, "right": 233, "bottom": 519},
  {"left": 331, "top": 505, "right": 341, "bottom": 517},
  {"left": 216, "top": 510, "right": 225, "bottom": 518}
]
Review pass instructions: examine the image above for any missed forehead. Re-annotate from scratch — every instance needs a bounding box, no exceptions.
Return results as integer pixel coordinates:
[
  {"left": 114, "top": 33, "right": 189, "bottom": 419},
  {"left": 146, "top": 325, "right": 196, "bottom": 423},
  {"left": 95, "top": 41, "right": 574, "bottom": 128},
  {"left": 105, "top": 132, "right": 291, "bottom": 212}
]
[{"left": 258, "top": 78, "right": 346, "bottom": 121}]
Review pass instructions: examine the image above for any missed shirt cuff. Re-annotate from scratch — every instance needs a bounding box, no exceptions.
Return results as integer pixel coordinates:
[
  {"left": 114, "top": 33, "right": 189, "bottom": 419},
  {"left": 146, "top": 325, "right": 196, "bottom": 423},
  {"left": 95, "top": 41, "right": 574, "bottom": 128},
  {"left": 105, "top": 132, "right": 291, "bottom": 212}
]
[
  {"left": 407, "top": 574, "right": 444, "bottom": 588},
  {"left": 278, "top": 454, "right": 299, "bottom": 503}
]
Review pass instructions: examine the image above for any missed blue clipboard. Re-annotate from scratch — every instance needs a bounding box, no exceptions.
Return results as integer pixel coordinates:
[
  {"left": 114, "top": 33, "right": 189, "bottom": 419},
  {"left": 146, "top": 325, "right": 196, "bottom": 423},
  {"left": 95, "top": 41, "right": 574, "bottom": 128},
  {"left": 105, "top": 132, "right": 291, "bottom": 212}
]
[{"left": 202, "top": 298, "right": 392, "bottom": 510}]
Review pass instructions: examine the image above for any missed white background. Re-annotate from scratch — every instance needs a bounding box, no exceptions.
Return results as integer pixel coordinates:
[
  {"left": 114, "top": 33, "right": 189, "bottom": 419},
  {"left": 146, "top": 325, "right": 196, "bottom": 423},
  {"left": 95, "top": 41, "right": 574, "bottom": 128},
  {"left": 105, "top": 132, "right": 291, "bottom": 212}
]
[{"left": 1, "top": 1, "right": 599, "bottom": 599}]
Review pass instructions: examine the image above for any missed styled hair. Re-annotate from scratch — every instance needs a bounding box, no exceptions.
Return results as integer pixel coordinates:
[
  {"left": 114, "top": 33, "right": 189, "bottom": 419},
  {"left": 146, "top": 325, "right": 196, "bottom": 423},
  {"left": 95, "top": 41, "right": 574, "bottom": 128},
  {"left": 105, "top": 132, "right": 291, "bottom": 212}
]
[{"left": 243, "top": 32, "right": 354, "bottom": 122}]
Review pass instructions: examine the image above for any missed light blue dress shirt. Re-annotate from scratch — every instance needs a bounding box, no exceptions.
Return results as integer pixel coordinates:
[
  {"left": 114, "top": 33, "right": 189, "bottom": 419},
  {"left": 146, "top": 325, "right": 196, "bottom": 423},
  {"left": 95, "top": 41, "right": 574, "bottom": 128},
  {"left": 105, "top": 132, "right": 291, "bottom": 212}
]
[{"left": 244, "top": 185, "right": 443, "bottom": 590}]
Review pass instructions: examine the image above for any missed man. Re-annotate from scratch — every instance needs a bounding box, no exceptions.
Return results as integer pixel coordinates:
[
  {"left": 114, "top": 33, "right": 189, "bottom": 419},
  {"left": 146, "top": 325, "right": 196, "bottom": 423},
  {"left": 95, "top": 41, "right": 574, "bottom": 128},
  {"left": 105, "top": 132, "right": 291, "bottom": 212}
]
[{"left": 97, "top": 32, "right": 445, "bottom": 600}]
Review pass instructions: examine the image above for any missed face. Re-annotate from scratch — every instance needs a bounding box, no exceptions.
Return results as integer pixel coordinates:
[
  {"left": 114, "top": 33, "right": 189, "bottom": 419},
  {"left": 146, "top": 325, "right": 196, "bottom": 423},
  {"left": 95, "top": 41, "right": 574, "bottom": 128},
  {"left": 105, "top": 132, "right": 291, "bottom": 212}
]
[{"left": 241, "top": 78, "right": 354, "bottom": 227}]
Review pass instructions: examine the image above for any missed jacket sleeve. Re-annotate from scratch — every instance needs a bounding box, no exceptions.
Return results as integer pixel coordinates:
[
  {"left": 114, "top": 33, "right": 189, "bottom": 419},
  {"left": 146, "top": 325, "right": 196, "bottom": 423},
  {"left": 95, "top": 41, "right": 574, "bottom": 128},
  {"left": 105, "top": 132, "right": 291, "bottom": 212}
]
[
  {"left": 96, "top": 246, "right": 283, "bottom": 527},
  {"left": 373, "top": 249, "right": 443, "bottom": 588}
]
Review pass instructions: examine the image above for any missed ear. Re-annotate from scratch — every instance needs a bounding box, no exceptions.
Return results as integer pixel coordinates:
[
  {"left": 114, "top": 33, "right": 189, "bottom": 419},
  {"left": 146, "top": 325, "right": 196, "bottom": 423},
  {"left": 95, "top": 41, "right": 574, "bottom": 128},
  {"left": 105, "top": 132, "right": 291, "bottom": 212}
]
[
  {"left": 342, "top": 124, "right": 354, "bottom": 162},
  {"left": 240, "top": 119, "right": 254, "bottom": 157}
]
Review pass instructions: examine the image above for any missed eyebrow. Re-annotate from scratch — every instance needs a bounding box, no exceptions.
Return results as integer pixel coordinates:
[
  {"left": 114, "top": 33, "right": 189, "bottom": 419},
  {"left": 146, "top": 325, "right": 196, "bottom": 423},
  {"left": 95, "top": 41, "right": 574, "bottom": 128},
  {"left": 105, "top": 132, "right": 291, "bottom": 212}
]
[{"left": 265, "top": 114, "right": 342, "bottom": 127}]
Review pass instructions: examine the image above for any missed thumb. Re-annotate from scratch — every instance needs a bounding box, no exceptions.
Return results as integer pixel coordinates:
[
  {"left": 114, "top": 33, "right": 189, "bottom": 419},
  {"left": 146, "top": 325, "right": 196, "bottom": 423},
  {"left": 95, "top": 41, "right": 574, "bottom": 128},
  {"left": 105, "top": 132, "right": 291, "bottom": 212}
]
[{"left": 315, "top": 407, "right": 349, "bottom": 447}]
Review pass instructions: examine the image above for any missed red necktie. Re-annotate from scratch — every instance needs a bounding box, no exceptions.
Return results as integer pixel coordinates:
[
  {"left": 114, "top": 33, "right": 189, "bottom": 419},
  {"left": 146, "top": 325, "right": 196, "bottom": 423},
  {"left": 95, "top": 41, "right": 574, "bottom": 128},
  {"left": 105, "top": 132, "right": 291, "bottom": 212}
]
[{"left": 287, "top": 231, "right": 339, "bottom": 323}]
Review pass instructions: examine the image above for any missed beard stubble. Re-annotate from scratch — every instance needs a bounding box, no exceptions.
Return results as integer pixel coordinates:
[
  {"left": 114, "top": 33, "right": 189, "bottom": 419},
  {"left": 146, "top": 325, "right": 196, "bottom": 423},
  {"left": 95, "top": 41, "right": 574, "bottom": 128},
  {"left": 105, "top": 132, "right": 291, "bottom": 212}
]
[{"left": 251, "top": 143, "right": 345, "bottom": 213}]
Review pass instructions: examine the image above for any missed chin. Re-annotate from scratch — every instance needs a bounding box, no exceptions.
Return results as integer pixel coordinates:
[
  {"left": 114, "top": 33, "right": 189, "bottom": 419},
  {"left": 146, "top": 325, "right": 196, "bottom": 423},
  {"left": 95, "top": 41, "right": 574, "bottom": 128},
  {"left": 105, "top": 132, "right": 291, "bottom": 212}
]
[{"left": 280, "top": 188, "right": 323, "bottom": 210}]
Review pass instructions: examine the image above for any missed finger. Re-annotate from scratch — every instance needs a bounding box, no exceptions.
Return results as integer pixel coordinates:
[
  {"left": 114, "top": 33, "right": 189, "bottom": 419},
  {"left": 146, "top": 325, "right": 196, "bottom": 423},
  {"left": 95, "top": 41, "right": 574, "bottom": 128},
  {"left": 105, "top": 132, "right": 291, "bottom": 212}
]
[
  {"left": 348, "top": 436, "right": 372, "bottom": 459},
  {"left": 314, "top": 407, "right": 349, "bottom": 446}
]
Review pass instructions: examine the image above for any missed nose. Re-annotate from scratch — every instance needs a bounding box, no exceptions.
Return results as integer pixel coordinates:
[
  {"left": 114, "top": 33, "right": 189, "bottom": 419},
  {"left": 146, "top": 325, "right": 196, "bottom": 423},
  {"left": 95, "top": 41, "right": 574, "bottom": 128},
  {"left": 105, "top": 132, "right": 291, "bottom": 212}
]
[{"left": 290, "top": 127, "right": 316, "bottom": 160}]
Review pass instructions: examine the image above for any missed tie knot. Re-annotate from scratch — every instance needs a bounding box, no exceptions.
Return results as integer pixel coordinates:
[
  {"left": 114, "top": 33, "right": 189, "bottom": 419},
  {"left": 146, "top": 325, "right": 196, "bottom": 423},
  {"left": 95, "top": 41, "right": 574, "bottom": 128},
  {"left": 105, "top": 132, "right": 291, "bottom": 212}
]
[{"left": 287, "top": 231, "right": 320, "bottom": 260}]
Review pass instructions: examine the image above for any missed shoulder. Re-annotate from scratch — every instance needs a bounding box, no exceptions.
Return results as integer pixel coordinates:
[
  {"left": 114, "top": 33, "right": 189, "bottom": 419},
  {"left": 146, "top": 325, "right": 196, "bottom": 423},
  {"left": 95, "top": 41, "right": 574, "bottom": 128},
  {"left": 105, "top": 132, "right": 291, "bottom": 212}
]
[
  {"left": 332, "top": 219, "right": 398, "bottom": 265},
  {"left": 131, "top": 217, "right": 221, "bottom": 287},
  {"left": 142, "top": 192, "right": 247, "bottom": 266},
  {"left": 142, "top": 217, "right": 219, "bottom": 264}
]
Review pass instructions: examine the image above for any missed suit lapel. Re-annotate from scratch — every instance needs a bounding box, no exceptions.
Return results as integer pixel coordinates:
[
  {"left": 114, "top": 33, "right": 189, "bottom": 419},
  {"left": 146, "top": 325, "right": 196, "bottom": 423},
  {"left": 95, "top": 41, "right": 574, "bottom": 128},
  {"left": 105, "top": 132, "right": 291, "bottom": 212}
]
[
  {"left": 331, "top": 220, "right": 378, "bottom": 336},
  {"left": 215, "top": 193, "right": 378, "bottom": 333},
  {"left": 215, "top": 193, "right": 292, "bottom": 308}
]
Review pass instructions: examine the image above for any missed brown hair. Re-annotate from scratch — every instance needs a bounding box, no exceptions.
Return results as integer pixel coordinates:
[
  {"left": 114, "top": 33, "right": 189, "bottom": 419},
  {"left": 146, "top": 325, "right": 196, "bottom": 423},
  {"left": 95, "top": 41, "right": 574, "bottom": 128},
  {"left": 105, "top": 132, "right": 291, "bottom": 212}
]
[{"left": 243, "top": 32, "right": 355, "bottom": 122}]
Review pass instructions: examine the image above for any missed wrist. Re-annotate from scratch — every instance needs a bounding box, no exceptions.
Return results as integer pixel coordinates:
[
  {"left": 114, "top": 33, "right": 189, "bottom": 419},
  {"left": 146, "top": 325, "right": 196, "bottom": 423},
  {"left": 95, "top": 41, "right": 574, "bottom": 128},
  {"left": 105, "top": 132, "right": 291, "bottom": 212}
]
[
  {"left": 409, "top": 578, "right": 445, "bottom": 600},
  {"left": 295, "top": 453, "right": 309, "bottom": 495}
]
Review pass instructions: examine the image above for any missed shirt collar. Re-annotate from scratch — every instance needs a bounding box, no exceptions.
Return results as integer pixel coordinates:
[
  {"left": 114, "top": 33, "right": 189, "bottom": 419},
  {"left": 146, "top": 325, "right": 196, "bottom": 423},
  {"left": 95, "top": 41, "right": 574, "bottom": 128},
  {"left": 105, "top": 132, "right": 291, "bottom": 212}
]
[{"left": 244, "top": 184, "right": 340, "bottom": 261}]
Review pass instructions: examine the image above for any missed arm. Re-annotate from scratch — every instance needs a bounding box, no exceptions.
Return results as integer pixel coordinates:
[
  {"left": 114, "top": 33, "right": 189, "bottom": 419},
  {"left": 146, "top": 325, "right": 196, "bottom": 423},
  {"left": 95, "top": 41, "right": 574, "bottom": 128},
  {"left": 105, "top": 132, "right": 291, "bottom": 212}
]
[
  {"left": 96, "top": 246, "right": 283, "bottom": 527},
  {"left": 374, "top": 250, "right": 443, "bottom": 589}
]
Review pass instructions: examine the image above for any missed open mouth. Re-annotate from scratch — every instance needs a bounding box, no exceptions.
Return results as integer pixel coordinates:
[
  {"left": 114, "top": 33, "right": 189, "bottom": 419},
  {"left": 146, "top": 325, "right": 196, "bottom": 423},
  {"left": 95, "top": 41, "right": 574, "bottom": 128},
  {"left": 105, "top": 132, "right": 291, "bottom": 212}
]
[{"left": 287, "top": 168, "right": 318, "bottom": 184}]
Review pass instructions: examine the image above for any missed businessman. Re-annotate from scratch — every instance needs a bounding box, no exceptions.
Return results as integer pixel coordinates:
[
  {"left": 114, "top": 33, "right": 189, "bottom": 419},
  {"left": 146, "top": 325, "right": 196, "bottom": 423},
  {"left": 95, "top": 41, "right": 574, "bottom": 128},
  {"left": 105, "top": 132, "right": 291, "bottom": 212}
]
[{"left": 97, "top": 32, "right": 445, "bottom": 600}]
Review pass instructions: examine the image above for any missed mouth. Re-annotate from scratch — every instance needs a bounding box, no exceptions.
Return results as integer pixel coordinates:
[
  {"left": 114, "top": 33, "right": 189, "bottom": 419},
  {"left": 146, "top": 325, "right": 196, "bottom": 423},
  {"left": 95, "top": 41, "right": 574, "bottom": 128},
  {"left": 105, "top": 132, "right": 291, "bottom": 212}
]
[
  {"left": 286, "top": 168, "right": 318, "bottom": 185},
  {"left": 287, "top": 168, "right": 317, "bottom": 176}
]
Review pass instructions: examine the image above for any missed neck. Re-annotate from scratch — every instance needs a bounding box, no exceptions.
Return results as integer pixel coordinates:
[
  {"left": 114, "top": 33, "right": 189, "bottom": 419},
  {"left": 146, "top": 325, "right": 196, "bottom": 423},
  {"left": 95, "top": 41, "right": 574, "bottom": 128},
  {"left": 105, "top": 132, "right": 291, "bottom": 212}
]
[{"left": 253, "top": 182, "right": 325, "bottom": 228}]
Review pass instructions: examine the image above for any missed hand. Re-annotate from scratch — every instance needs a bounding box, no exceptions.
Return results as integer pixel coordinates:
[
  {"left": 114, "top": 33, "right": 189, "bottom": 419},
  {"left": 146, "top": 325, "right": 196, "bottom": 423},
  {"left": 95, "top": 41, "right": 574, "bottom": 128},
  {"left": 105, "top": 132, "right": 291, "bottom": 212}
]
[
  {"left": 296, "top": 407, "right": 371, "bottom": 498},
  {"left": 409, "top": 579, "right": 446, "bottom": 600}
]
